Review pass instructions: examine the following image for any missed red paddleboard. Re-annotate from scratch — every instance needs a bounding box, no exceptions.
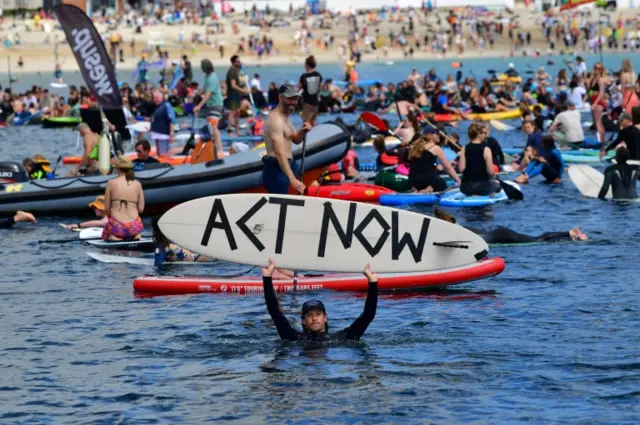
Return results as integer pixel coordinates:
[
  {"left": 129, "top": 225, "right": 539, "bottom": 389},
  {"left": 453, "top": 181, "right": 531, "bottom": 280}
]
[
  {"left": 306, "top": 183, "right": 394, "bottom": 203},
  {"left": 133, "top": 258, "right": 505, "bottom": 296}
]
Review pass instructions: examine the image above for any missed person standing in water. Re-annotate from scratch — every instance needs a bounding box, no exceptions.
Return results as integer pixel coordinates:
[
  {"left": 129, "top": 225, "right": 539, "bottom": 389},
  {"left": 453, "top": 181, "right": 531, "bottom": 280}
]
[
  {"left": 598, "top": 147, "right": 639, "bottom": 200},
  {"left": 193, "top": 59, "right": 224, "bottom": 157},
  {"left": 262, "top": 258, "right": 378, "bottom": 342},
  {"left": 262, "top": 83, "right": 312, "bottom": 194},
  {"left": 299, "top": 55, "right": 323, "bottom": 126},
  {"left": 103, "top": 156, "right": 145, "bottom": 241},
  {"left": 458, "top": 123, "right": 500, "bottom": 196}
]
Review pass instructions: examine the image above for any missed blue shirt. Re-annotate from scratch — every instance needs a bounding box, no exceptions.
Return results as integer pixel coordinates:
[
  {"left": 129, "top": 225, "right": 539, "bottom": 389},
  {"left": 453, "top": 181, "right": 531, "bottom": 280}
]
[{"left": 526, "top": 131, "right": 548, "bottom": 158}]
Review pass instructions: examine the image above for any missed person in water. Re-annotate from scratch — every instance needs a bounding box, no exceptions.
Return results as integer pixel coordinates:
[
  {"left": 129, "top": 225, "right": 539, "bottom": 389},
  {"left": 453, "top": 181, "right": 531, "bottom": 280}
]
[
  {"left": 0, "top": 211, "right": 37, "bottom": 229},
  {"left": 63, "top": 195, "right": 108, "bottom": 230},
  {"left": 103, "top": 156, "right": 145, "bottom": 241},
  {"left": 458, "top": 123, "right": 500, "bottom": 196},
  {"left": 598, "top": 147, "right": 639, "bottom": 200},
  {"left": 515, "top": 136, "right": 565, "bottom": 185},
  {"left": 434, "top": 209, "right": 588, "bottom": 244},
  {"left": 408, "top": 128, "right": 460, "bottom": 193},
  {"left": 262, "top": 258, "right": 378, "bottom": 342},
  {"left": 151, "top": 216, "right": 216, "bottom": 264}
]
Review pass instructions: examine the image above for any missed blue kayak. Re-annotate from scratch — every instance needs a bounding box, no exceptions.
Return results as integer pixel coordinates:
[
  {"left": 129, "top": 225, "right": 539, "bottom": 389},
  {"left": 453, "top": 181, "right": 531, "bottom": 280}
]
[
  {"left": 333, "top": 79, "right": 382, "bottom": 88},
  {"left": 13, "top": 109, "right": 45, "bottom": 126},
  {"left": 438, "top": 189, "right": 508, "bottom": 208},
  {"left": 379, "top": 192, "right": 439, "bottom": 206}
]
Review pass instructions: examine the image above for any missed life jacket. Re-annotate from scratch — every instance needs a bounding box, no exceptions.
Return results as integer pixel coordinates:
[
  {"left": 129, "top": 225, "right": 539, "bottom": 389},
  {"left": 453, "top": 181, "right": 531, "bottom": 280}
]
[
  {"left": 248, "top": 118, "right": 264, "bottom": 136},
  {"left": 324, "top": 163, "right": 343, "bottom": 182},
  {"left": 34, "top": 157, "right": 51, "bottom": 173}
]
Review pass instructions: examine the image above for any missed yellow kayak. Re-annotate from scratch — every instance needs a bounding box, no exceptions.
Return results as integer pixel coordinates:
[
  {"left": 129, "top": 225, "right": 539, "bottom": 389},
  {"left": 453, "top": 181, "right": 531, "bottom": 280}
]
[
  {"left": 491, "top": 74, "right": 522, "bottom": 85},
  {"left": 466, "top": 108, "right": 523, "bottom": 121}
]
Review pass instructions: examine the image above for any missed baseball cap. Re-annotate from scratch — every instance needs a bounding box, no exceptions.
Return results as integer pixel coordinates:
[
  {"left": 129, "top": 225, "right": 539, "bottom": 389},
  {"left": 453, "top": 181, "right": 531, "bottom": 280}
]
[
  {"left": 619, "top": 112, "right": 632, "bottom": 122},
  {"left": 423, "top": 126, "right": 439, "bottom": 135},
  {"left": 279, "top": 83, "right": 302, "bottom": 98},
  {"left": 301, "top": 299, "right": 326, "bottom": 317}
]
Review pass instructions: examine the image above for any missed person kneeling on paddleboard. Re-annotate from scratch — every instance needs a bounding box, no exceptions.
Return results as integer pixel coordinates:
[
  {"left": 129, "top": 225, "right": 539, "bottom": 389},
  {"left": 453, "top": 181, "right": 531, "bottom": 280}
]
[
  {"left": 0, "top": 211, "right": 37, "bottom": 229},
  {"left": 262, "top": 258, "right": 378, "bottom": 342},
  {"left": 434, "top": 209, "right": 588, "bottom": 243}
]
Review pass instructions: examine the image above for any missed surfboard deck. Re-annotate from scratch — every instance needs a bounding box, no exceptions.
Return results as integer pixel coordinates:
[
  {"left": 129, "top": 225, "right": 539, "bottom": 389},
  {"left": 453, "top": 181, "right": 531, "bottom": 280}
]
[
  {"left": 568, "top": 165, "right": 611, "bottom": 199},
  {"left": 158, "top": 194, "right": 490, "bottom": 273}
]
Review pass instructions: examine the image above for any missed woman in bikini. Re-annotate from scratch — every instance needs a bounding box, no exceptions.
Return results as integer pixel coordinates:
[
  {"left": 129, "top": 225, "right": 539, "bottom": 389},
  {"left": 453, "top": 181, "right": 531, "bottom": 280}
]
[
  {"left": 103, "top": 156, "right": 145, "bottom": 241},
  {"left": 620, "top": 59, "right": 638, "bottom": 115},
  {"left": 589, "top": 62, "right": 609, "bottom": 144}
]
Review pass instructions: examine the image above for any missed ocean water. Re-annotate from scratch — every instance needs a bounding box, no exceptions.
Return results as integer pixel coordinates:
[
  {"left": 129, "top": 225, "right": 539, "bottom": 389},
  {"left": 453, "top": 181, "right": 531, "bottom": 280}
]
[{"left": 1, "top": 55, "right": 639, "bottom": 424}]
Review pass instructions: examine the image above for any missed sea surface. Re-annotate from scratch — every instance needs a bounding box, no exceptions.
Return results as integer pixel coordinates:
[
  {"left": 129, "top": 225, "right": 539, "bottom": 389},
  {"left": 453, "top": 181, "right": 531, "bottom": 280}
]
[{"left": 1, "top": 55, "right": 639, "bottom": 424}]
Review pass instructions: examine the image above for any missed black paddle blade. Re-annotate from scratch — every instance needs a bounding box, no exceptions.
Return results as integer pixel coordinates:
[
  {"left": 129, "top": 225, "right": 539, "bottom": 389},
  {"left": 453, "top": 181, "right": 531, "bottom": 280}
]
[
  {"left": 500, "top": 180, "right": 524, "bottom": 200},
  {"left": 488, "top": 69, "right": 497, "bottom": 74}
]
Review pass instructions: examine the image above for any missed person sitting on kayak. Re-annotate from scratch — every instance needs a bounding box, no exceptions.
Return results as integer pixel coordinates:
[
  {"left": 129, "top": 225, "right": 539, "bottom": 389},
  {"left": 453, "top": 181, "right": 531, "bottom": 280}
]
[
  {"left": 515, "top": 136, "right": 565, "bottom": 185},
  {"left": 103, "top": 156, "right": 145, "bottom": 241},
  {"left": 151, "top": 216, "right": 216, "bottom": 264},
  {"left": 458, "top": 123, "right": 501, "bottom": 196},
  {"left": 430, "top": 85, "right": 470, "bottom": 121},
  {"left": 63, "top": 195, "right": 108, "bottom": 230},
  {"left": 71, "top": 123, "right": 100, "bottom": 176},
  {"left": 0, "top": 211, "right": 37, "bottom": 229},
  {"left": 598, "top": 147, "right": 639, "bottom": 201},
  {"left": 262, "top": 258, "right": 378, "bottom": 342},
  {"left": 22, "top": 158, "right": 47, "bottom": 180},
  {"left": 409, "top": 128, "right": 460, "bottom": 193},
  {"left": 434, "top": 209, "right": 588, "bottom": 243}
]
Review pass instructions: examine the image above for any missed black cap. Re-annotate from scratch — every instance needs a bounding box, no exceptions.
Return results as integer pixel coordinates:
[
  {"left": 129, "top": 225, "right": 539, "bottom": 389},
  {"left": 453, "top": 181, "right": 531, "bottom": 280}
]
[
  {"left": 279, "top": 83, "right": 302, "bottom": 98},
  {"left": 301, "top": 299, "right": 326, "bottom": 317}
]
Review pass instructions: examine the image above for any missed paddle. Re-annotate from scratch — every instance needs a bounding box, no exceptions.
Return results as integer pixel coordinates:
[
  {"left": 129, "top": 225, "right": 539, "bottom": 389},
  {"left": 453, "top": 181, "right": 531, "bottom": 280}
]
[
  {"left": 421, "top": 117, "right": 462, "bottom": 151},
  {"left": 50, "top": 155, "right": 63, "bottom": 177},
  {"left": 298, "top": 130, "right": 308, "bottom": 185},
  {"left": 498, "top": 179, "right": 524, "bottom": 200},
  {"left": 360, "top": 112, "right": 396, "bottom": 136}
]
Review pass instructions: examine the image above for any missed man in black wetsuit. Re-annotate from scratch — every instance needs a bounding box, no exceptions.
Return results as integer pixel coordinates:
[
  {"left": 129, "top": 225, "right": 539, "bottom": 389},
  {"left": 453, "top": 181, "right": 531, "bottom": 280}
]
[
  {"left": 262, "top": 259, "right": 378, "bottom": 342},
  {"left": 0, "top": 211, "right": 37, "bottom": 228},
  {"left": 434, "top": 209, "right": 588, "bottom": 244},
  {"left": 598, "top": 147, "right": 639, "bottom": 200}
]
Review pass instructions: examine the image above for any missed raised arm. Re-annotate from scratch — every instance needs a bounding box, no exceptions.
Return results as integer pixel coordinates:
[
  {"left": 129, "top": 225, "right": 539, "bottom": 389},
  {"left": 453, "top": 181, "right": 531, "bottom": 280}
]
[
  {"left": 262, "top": 260, "right": 299, "bottom": 341},
  {"left": 343, "top": 265, "right": 378, "bottom": 340}
]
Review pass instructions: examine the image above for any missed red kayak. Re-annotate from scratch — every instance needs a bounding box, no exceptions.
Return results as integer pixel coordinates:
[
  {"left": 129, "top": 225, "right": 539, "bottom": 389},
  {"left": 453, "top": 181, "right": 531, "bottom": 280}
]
[
  {"left": 306, "top": 183, "right": 394, "bottom": 202},
  {"left": 133, "top": 258, "right": 505, "bottom": 296}
]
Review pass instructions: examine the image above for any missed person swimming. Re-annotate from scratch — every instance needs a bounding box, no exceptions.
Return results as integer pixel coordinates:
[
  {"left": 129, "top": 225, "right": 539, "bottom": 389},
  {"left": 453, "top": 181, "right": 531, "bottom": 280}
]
[
  {"left": 0, "top": 211, "right": 37, "bottom": 229},
  {"left": 262, "top": 258, "right": 378, "bottom": 343},
  {"left": 434, "top": 209, "right": 588, "bottom": 244},
  {"left": 598, "top": 147, "right": 639, "bottom": 200}
]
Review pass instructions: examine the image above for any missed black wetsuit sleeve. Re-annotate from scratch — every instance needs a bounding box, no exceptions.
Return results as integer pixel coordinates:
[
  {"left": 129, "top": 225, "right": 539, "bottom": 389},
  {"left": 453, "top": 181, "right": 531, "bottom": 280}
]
[
  {"left": 342, "top": 280, "right": 378, "bottom": 340},
  {"left": 0, "top": 217, "right": 15, "bottom": 229},
  {"left": 495, "top": 142, "right": 505, "bottom": 165},
  {"left": 534, "top": 232, "right": 571, "bottom": 242},
  {"left": 263, "top": 277, "right": 299, "bottom": 341},
  {"left": 598, "top": 168, "right": 612, "bottom": 200},
  {"left": 604, "top": 130, "right": 625, "bottom": 153}
]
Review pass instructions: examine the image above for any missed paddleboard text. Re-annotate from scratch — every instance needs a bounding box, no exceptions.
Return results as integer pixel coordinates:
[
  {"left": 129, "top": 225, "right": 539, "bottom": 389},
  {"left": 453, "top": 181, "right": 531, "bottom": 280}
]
[{"left": 200, "top": 197, "right": 430, "bottom": 262}]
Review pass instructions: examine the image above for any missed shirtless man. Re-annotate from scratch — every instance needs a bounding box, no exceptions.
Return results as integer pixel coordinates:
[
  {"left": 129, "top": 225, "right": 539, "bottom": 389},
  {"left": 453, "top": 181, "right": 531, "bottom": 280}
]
[
  {"left": 380, "top": 98, "right": 420, "bottom": 119},
  {"left": 262, "top": 83, "right": 312, "bottom": 194},
  {"left": 71, "top": 123, "right": 100, "bottom": 176}
]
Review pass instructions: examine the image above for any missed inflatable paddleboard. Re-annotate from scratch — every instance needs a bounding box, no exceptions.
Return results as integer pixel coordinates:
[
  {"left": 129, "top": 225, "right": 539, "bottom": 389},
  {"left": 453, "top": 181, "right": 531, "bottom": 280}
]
[
  {"left": 438, "top": 188, "right": 510, "bottom": 208},
  {"left": 133, "top": 257, "right": 505, "bottom": 296},
  {"left": 379, "top": 192, "right": 439, "bottom": 206},
  {"left": 568, "top": 165, "right": 611, "bottom": 199},
  {"left": 158, "top": 194, "right": 489, "bottom": 273},
  {"left": 306, "top": 183, "right": 394, "bottom": 203},
  {"left": 85, "top": 237, "right": 155, "bottom": 252}
]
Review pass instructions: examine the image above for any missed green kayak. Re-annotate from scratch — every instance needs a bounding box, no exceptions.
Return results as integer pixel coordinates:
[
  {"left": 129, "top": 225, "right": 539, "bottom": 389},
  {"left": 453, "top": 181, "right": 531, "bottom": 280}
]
[
  {"left": 42, "top": 116, "right": 81, "bottom": 129},
  {"left": 374, "top": 169, "right": 412, "bottom": 192}
]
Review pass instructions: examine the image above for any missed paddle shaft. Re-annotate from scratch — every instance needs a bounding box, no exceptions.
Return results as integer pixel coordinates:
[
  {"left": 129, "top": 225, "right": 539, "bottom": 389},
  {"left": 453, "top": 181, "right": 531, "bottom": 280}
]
[
  {"left": 422, "top": 118, "right": 462, "bottom": 151},
  {"left": 299, "top": 131, "right": 307, "bottom": 182},
  {"left": 38, "top": 237, "right": 102, "bottom": 244}
]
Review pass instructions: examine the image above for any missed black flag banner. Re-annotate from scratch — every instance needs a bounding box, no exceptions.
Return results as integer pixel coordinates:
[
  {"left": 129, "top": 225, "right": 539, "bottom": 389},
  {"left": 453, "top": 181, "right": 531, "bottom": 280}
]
[{"left": 54, "top": 4, "right": 122, "bottom": 109}]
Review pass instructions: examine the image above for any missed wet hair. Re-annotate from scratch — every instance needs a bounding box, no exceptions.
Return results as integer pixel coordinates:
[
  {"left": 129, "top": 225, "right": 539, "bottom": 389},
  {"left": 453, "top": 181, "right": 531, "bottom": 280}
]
[
  {"left": 135, "top": 140, "right": 152, "bottom": 152},
  {"left": 542, "top": 135, "right": 556, "bottom": 150},
  {"left": 616, "top": 147, "right": 630, "bottom": 165},
  {"left": 305, "top": 55, "right": 316, "bottom": 69},
  {"left": 434, "top": 208, "right": 456, "bottom": 224},
  {"left": 201, "top": 58, "right": 214, "bottom": 74},
  {"left": 151, "top": 216, "right": 171, "bottom": 248}
]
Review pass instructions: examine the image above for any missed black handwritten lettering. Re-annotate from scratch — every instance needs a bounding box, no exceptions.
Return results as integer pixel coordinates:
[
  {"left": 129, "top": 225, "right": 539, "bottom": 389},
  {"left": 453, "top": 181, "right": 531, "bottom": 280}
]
[
  {"left": 236, "top": 197, "right": 268, "bottom": 251},
  {"left": 354, "top": 209, "right": 391, "bottom": 257},
  {"left": 201, "top": 198, "right": 237, "bottom": 250},
  {"left": 317, "top": 202, "right": 357, "bottom": 257},
  {"left": 392, "top": 212, "right": 429, "bottom": 262},
  {"left": 268, "top": 197, "right": 305, "bottom": 254}
]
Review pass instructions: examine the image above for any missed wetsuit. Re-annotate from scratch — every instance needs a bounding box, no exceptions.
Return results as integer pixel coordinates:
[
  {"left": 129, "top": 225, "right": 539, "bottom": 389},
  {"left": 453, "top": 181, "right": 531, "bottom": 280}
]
[
  {"left": 598, "top": 163, "right": 639, "bottom": 200},
  {"left": 409, "top": 146, "right": 447, "bottom": 192},
  {"left": 461, "top": 143, "right": 500, "bottom": 196},
  {"left": 485, "top": 137, "right": 505, "bottom": 165},
  {"left": 467, "top": 226, "right": 571, "bottom": 244},
  {"left": 525, "top": 148, "right": 565, "bottom": 183},
  {"left": 263, "top": 276, "right": 378, "bottom": 342},
  {"left": 603, "top": 125, "right": 640, "bottom": 160},
  {"left": 0, "top": 217, "right": 16, "bottom": 229}
]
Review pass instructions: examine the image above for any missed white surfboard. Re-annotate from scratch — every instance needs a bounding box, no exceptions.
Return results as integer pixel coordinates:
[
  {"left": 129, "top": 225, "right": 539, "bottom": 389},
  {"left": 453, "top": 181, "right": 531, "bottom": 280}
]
[
  {"left": 79, "top": 227, "right": 104, "bottom": 239},
  {"left": 126, "top": 121, "right": 183, "bottom": 133},
  {"left": 568, "top": 165, "right": 611, "bottom": 199},
  {"left": 158, "top": 194, "right": 489, "bottom": 273}
]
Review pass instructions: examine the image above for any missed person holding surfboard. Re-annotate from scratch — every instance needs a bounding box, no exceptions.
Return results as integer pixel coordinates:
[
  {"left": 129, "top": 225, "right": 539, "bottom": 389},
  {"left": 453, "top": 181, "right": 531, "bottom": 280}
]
[
  {"left": 262, "top": 258, "right": 378, "bottom": 342},
  {"left": 0, "top": 211, "right": 37, "bottom": 229},
  {"left": 262, "top": 83, "right": 312, "bottom": 194},
  {"left": 598, "top": 147, "right": 639, "bottom": 201}
]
